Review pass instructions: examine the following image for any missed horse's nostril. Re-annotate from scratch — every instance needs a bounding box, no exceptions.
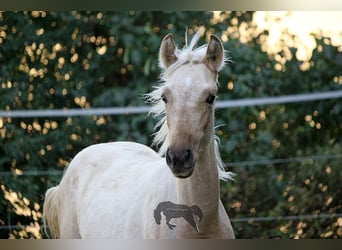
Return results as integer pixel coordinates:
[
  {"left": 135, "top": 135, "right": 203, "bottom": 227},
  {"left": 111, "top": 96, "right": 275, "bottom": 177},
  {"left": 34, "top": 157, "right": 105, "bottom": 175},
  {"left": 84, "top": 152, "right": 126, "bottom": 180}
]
[
  {"left": 166, "top": 148, "right": 173, "bottom": 166},
  {"left": 183, "top": 149, "right": 192, "bottom": 162}
]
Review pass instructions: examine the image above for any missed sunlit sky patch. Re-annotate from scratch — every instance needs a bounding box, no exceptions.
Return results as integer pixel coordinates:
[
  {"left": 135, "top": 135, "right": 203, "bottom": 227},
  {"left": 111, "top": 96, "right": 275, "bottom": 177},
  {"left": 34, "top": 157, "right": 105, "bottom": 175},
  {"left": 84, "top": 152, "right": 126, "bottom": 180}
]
[{"left": 253, "top": 11, "right": 342, "bottom": 61}]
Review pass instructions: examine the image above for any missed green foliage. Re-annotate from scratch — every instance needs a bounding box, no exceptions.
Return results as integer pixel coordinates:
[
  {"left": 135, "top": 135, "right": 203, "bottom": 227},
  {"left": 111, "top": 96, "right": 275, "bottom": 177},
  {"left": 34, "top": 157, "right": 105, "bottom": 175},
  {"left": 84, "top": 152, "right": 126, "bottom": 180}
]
[
  {"left": 217, "top": 27, "right": 342, "bottom": 238},
  {"left": 0, "top": 11, "right": 341, "bottom": 238}
]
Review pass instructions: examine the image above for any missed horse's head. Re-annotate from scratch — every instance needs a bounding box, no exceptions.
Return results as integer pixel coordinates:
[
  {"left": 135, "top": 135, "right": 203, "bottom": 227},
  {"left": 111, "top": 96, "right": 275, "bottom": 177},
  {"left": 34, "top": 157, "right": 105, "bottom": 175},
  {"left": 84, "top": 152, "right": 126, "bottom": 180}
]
[{"left": 158, "top": 32, "right": 225, "bottom": 178}]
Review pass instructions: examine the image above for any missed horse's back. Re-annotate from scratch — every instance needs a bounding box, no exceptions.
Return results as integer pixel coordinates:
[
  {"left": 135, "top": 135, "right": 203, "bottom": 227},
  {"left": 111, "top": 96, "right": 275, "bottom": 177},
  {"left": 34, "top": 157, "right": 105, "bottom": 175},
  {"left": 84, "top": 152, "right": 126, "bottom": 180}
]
[
  {"left": 64, "top": 141, "right": 163, "bottom": 184},
  {"left": 55, "top": 141, "right": 175, "bottom": 238},
  {"left": 70, "top": 141, "right": 161, "bottom": 168}
]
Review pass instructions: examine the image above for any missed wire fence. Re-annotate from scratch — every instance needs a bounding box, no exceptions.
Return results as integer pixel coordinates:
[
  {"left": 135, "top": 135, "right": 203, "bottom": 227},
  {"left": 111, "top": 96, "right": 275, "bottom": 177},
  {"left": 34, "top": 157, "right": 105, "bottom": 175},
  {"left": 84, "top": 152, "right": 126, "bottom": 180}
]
[
  {"left": 4, "top": 211, "right": 342, "bottom": 238},
  {"left": 1, "top": 153, "right": 342, "bottom": 177},
  {"left": 1, "top": 212, "right": 341, "bottom": 231},
  {"left": 1, "top": 90, "right": 342, "bottom": 118},
  {"left": 231, "top": 213, "right": 342, "bottom": 223},
  {"left": 1, "top": 90, "right": 342, "bottom": 237}
]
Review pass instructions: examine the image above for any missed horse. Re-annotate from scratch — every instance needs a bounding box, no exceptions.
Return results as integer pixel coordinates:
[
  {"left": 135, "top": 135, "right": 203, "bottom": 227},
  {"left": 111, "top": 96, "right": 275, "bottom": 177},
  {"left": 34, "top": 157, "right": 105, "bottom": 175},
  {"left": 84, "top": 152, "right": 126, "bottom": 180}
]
[
  {"left": 154, "top": 201, "right": 203, "bottom": 232},
  {"left": 43, "top": 29, "right": 235, "bottom": 239}
]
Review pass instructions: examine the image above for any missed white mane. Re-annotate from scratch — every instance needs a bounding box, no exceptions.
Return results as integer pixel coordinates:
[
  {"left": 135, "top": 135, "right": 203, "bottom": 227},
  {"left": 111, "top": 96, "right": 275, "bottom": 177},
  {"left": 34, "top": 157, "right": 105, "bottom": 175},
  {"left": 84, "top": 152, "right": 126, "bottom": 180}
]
[{"left": 146, "top": 30, "right": 234, "bottom": 182}]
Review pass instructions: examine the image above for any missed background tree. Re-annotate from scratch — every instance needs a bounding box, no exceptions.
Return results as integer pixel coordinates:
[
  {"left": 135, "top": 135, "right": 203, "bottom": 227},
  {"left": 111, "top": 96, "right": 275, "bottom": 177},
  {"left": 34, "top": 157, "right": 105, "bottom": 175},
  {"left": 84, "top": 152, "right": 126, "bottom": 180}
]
[{"left": 0, "top": 11, "right": 341, "bottom": 238}]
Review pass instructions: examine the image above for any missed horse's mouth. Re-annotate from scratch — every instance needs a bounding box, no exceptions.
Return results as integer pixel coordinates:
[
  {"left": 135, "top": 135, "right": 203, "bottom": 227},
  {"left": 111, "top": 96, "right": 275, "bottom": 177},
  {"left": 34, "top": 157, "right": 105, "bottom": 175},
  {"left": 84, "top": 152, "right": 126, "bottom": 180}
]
[
  {"left": 169, "top": 164, "right": 195, "bottom": 179},
  {"left": 166, "top": 147, "right": 196, "bottom": 178}
]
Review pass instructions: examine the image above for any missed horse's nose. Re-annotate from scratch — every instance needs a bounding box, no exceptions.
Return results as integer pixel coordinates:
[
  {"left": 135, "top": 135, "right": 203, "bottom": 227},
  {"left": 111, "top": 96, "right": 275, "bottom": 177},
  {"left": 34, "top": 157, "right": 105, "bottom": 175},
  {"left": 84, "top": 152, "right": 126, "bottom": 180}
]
[
  {"left": 166, "top": 148, "right": 192, "bottom": 167},
  {"left": 166, "top": 147, "right": 195, "bottom": 178}
]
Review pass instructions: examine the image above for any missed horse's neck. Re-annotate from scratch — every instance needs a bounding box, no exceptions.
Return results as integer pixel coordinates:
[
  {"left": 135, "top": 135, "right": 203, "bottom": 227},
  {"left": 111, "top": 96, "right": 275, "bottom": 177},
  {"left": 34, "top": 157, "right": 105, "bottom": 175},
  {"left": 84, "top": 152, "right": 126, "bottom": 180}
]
[{"left": 176, "top": 138, "right": 220, "bottom": 216}]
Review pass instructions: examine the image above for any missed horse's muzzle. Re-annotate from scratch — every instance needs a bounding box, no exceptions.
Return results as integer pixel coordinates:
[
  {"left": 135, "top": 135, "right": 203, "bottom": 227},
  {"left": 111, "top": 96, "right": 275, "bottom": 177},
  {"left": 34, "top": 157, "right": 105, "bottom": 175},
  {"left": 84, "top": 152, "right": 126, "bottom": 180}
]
[{"left": 166, "top": 147, "right": 195, "bottom": 178}]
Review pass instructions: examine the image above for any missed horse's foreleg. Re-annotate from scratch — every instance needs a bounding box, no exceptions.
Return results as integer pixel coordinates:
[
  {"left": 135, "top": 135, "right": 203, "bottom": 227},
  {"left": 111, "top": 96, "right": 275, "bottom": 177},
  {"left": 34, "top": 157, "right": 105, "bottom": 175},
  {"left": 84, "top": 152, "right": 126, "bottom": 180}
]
[
  {"left": 165, "top": 215, "right": 176, "bottom": 230},
  {"left": 184, "top": 214, "right": 199, "bottom": 232}
]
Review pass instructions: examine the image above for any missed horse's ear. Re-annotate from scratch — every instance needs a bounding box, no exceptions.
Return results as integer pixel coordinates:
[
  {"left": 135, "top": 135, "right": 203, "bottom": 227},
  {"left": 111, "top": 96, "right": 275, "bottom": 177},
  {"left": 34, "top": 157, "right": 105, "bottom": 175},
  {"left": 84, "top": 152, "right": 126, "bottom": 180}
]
[
  {"left": 203, "top": 35, "right": 224, "bottom": 72},
  {"left": 159, "top": 33, "right": 178, "bottom": 69}
]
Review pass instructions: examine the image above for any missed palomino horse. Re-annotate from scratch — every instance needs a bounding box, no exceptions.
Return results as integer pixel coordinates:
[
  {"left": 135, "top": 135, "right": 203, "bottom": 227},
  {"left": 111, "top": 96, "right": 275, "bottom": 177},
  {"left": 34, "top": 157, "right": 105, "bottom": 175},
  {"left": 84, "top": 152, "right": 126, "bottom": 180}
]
[{"left": 43, "top": 29, "right": 235, "bottom": 239}]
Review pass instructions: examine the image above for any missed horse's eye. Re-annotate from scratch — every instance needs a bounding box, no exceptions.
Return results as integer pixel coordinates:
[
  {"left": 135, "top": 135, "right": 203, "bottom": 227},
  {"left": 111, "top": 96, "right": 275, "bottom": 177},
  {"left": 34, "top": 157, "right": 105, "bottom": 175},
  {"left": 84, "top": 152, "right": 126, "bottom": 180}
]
[
  {"left": 161, "top": 94, "right": 168, "bottom": 103},
  {"left": 206, "top": 94, "right": 216, "bottom": 104}
]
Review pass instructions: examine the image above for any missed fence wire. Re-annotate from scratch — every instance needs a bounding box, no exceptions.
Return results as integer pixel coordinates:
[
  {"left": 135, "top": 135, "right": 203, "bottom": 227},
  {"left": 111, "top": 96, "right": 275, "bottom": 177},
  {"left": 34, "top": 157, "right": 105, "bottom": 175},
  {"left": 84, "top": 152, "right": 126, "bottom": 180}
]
[
  {"left": 0, "top": 153, "right": 342, "bottom": 177},
  {"left": 0, "top": 213, "right": 340, "bottom": 232},
  {"left": 1, "top": 90, "right": 342, "bottom": 118}
]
